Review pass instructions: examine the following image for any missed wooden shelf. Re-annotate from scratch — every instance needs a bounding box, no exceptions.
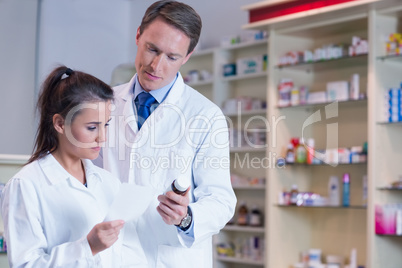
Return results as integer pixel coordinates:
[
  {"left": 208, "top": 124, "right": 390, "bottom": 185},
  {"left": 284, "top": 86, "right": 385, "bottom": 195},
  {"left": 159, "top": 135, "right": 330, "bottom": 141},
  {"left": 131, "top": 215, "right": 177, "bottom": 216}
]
[
  {"left": 277, "top": 204, "right": 367, "bottom": 209},
  {"left": 377, "top": 54, "right": 402, "bottom": 63},
  {"left": 222, "top": 71, "right": 267, "bottom": 82},
  {"left": 0, "top": 154, "right": 30, "bottom": 165},
  {"left": 275, "top": 54, "right": 368, "bottom": 72},
  {"left": 216, "top": 255, "right": 264, "bottom": 266},
  {"left": 232, "top": 185, "right": 266, "bottom": 190},
  {"left": 377, "top": 187, "right": 402, "bottom": 191},
  {"left": 277, "top": 98, "right": 367, "bottom": 110},
  {"left": 187, "top": 79, "right": 213, "bottom": 87},
  {"left": 223, "top": 225, "right": 265, "bottom": 233},
  {"left": 230, "top": 147, "right": 266, "bottom": 153},
  {"left": 191, "top": 47, "right": 215, "bottom": 58},
  {"left": 225, "top": 109, "right": 267, "bottom": 117},
  {"left": 377, "top": 121, "right": 402, "bottom": 126},
  {"left": 283, "top": 161, "right": 367, "bottom": 167},
  {"left": 220, "top": 38, "right": 268, "bottom": 51},
  {"left": 376, "top": 234, "right": 402, "bottom": 237}
]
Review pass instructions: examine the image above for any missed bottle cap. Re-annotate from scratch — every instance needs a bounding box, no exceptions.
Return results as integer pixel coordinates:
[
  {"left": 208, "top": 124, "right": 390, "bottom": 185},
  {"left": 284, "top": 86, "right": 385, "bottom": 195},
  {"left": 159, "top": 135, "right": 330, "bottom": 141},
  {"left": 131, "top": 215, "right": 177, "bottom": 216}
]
[
  {"left": 252, "top": 204, "right": 259, "bottom": 210},
  {"left": 175, "top": 177, "right": 190, "bottom": 192},
  {"left": 343, "top": 173, "right": 350, "bottom": 183},
  {"left": 307, "top": 138, "right": 314, "bottom": 147}
]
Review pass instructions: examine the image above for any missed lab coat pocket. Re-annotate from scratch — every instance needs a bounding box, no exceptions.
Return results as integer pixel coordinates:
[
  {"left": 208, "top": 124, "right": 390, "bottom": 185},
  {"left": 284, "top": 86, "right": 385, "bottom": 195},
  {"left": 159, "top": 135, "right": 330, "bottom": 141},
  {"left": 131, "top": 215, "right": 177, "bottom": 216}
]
[{"left": 156, "top": 244, "right": 204, "bottom": 268}]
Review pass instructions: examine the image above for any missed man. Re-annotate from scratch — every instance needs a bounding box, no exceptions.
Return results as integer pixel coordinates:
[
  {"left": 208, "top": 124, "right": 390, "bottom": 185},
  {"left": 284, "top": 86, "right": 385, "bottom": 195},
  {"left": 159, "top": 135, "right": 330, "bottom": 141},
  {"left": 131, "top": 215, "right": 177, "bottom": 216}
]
[{"left": 100, "top": 1, "right": 236, "bottom": 267}]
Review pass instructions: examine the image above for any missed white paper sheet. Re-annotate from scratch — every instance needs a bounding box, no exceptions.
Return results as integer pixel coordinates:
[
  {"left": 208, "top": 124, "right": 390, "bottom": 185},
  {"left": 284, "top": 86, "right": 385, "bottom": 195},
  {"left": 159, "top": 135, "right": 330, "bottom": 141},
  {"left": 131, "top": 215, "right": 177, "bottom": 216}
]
[{"left": 104, "top": 183, "right": 155, "bottom": 222}]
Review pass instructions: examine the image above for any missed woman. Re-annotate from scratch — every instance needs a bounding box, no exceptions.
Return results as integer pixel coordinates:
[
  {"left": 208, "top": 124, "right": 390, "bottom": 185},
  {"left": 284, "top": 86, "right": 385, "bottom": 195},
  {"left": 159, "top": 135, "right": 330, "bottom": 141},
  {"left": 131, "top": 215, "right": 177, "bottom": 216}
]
[{"left": 1, "top": 66, "right": 124, "bottom": 267}]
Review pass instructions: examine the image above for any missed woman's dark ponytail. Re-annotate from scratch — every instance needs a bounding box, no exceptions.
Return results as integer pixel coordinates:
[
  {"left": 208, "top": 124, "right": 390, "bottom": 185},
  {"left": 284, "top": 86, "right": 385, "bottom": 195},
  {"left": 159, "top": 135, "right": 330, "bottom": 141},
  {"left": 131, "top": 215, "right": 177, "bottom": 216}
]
[{"left": 27, "top": 65, "right": 113, "bottom": 164}]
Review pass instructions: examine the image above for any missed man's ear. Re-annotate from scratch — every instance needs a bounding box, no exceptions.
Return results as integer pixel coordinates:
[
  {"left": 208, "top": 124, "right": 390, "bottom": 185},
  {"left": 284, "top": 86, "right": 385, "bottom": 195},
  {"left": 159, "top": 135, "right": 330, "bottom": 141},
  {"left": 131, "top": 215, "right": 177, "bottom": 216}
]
[
  {"left": 136, "top": 27, "right": 141, "bottom": 45},
  {"left": 182, "top": 50, "right": 194, "bottom": 66},
  {"left": 53, "top": 114, "right": 65, "bottom": 134}
]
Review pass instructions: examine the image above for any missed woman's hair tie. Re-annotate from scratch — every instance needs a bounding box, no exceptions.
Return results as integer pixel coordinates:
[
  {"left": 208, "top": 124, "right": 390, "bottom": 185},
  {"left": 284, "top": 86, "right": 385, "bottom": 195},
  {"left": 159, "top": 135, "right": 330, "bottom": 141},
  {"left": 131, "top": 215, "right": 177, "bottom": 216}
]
[
  {"left": 61, "top": 68, "right": 74, "bottom": 80},
  {"left": 65, "top": 68, "right": 73, "bottom": 76}
]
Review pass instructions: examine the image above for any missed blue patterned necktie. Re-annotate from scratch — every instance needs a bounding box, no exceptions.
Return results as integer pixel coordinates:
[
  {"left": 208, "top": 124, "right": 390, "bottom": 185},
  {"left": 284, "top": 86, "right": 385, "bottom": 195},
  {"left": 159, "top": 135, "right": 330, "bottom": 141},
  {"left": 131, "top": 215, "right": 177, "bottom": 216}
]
[{"left": 136, "top": 92, "right": 156, "bottom": 130}]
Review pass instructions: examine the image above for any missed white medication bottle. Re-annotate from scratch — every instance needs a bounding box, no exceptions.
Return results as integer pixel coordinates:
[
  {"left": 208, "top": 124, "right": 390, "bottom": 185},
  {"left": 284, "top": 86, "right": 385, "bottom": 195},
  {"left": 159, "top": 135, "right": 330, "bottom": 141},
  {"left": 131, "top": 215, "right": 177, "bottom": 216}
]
[
  {"left": 328, "top": 176, "right": 340, "bottom": 206},
  {"left": 362, "top": 175, "right": 367, "bottom": 206},
  {"left": 349, "top": 248, "right": 357, "bottom": 268},
  {"left": 164, "top": 177, "right": 189, "bottom": 196},
  {"left": 290, "top": 184, "right": 299, "bottom": 206},
  {"left": 350, "top": 73, "right": 360, "bottom": 100},
  {"left": 396, "top": 210, "right": 402, "bottom": 235}
]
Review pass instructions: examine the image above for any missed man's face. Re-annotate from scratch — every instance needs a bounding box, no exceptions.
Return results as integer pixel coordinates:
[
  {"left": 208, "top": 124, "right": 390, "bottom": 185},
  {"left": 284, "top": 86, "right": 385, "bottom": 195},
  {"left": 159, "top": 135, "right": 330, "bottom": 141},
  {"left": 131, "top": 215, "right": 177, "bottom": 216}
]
[{"left": 135, "top": 18, "right": 193, "bottom": 92}]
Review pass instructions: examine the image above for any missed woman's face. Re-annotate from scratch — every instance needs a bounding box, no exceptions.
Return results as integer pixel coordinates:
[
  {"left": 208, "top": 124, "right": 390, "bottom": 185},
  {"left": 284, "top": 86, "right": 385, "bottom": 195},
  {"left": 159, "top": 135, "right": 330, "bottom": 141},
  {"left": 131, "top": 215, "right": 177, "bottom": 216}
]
[{"left": 60, "top": 100, "right": 112, "bottom": 160}]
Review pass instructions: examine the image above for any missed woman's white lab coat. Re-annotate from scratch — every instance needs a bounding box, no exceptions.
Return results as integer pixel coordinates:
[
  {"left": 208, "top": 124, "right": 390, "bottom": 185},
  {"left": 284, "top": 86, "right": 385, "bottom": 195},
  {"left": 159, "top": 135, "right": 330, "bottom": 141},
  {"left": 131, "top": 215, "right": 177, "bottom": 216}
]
[
  {"left": 0, "top": 154, "right": 123, "bottom": 267},
  {"left": 101, "top": 73, "right": 237, "bottom": 268}
]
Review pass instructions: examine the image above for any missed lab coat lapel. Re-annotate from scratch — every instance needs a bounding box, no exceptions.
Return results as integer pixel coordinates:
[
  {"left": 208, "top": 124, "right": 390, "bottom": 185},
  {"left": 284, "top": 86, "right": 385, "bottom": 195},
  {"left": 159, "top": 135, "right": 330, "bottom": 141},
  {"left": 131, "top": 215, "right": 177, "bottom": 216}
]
[
  {"left": 161, "top": 73, "right": 185, "bottom": 107},
  {"left": 120, "top": 75, "right": 139, "bottom": 134}
]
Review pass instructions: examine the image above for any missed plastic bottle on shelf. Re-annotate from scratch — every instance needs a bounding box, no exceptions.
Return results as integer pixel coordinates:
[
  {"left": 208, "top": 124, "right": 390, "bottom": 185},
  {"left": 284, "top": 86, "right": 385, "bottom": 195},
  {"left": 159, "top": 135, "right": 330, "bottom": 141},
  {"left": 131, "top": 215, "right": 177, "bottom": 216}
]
[
  {"left": 299, "top": 86, "right": 309, "bottom": 105},
  {"left": 342, "top": 173, "right": 350, "bottom": 207},
  {"left": 296, "top": 138, "right": 307, "bottom": 164},
  {"left": 290, "top": 184, "right": 299, "bottom": 205},
  {"left": 362, "top": 175, "right": 367, "bottom": 207},
  {"left": 285, "top": 143, "right": 295, "bottom": 163},
  {"left": 237, "top": 201, "right": 248, "bottom": 226},
  {"left": 306, "top": 138, "right": 315, "bottom": 165},
  {"left": 249, "top": 205, "right": 262, "bottom": 226},
  {"left": 328, "top": 175, "right": 340, "bottom": 206},
  {"left": 291, "top": 137, "right": 300, "bottom": 151},
  {"left": 350, "top": 73, "right": 360, "bottom": 100},
  {"left": 349, "top": 248, "right": 357, "bottom": 268}
]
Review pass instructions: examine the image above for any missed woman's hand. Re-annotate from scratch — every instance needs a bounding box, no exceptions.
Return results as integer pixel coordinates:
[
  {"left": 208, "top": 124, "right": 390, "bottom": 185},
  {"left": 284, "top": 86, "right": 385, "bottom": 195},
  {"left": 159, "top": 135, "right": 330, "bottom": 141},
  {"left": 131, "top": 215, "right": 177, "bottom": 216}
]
[{"left": 87, "top": 220, "right": 125, "bottom": 256}]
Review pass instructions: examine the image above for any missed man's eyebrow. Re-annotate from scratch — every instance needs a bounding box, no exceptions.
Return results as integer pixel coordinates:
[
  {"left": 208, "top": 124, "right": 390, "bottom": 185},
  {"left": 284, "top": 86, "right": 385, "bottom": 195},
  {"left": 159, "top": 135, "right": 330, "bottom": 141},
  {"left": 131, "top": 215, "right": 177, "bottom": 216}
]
[{"left": 147, "top": 42, "right": 184, "bottom": 58}]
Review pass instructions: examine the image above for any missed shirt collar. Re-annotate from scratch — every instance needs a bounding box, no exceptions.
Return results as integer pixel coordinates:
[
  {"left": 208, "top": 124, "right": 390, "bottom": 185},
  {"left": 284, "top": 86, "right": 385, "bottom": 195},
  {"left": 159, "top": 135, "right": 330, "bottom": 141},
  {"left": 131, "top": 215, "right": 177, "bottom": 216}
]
[
  {"left": 39, "top": 153, "right": 70, "bottom": 185},
  {"left": 133, "top": 73, "right": 178, "bottom": 104},
  {"left": 39, "top": 153, "right": 102, "bottom": 185},
  {"left": 82, "top": 159, "right": 102, "bottom": 182}
]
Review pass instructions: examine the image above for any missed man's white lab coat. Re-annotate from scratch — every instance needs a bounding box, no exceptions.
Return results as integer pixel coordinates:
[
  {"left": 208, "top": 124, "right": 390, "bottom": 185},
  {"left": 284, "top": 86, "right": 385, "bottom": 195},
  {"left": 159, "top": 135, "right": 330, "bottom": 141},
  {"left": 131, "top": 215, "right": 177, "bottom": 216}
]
[{"left": 100, "top": 73, "right": 236, "bottom": 268}]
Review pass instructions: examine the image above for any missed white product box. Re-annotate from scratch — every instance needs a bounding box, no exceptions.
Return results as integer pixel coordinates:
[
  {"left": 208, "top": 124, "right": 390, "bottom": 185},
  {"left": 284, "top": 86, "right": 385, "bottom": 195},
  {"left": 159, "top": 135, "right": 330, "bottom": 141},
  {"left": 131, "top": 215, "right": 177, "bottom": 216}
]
[
  {"left": 327, "top": 81, "right": 349, "bottom": 102},
  {"left": 307, "top": 91, "right": 327, "bottom": 104},
  {"left": 236, "top": 55, "right": 263, "bottom": 75}
]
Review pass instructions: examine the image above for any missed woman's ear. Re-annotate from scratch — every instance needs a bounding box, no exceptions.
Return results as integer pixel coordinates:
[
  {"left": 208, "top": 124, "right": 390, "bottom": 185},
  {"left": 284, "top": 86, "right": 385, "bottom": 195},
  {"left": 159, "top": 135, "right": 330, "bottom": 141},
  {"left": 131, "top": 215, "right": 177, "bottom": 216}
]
[{"left": 53, "top": 114, "right": 65, "bottom": 134}]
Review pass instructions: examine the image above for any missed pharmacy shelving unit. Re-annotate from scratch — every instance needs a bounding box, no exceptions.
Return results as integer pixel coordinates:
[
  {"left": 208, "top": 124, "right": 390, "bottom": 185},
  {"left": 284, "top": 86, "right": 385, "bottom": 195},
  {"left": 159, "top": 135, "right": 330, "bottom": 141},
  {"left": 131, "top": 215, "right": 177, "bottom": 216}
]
[
  {"left": 0, "top": 154, "right": 29, "bottom": 268},
  {"left": 240, "top": 0, "right": 402, "bottom": 267},
  {"left": 216, "top": 39, "right": 268, "bottom": 268},
  {"left": 182, "top": 39, "right": 270, "bottom": 267},
  {"left": 270, "top": 15, "right": 369, "bottom": 268},
  {"left": 370, "top": 3, "right": 402, "bottom": 267},
  {"left": 180, "top": 47, "right": 215, "bottom": 102}
]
